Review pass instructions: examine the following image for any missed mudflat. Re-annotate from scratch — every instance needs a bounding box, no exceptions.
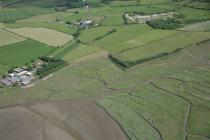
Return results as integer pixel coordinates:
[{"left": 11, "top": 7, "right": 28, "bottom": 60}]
[{"left": 0, "top": 100, "right": 127, "bottom": 140}]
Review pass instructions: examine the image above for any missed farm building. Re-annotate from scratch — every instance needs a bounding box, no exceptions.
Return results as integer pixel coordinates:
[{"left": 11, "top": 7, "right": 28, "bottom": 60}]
[
  {"left": 72, "top": 20, "right": 94, "bottom": 29},
  {"left": 0, "top": 67, "right": 34, "bottom": 86}
]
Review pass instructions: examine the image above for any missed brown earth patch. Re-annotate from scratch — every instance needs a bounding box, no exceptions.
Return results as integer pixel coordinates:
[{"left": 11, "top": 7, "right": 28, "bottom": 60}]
[{"left": 0, "top": 100, "right": 127, "bottom": 140}]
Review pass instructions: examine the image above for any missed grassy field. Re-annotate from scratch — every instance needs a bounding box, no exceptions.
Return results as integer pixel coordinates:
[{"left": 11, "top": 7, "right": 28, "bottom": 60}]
[
  {"left": 187, "top": 1, "right": 210, "bottom": 10},
  {"left": 63, "top": 43, "right": 102, "bottom": 61},
  {"left": 0, "top": 7, "right": 55, "bottom": 23},
  {"left": 0, "top": 39, "right": 54, "bottom": 68},
  {"left": 9, "top": 27, "right": 73, "bottom": 47},
  {"left": 5, "top": 12, "right": 77, "bottom": 35},
  {"left": 50, "top": 40, "right": 102, "bottom": 61},
  {"left": 0, "top": 29, "right": 25, "bottom": 47},
  {"left": 78, "top": 26, "right": 116, "bottom": 44},
  {"left": 101, "top": 15, "right": 124, "bottom": 26},
  {"left": 111, "top": 31, "right": 210, "bottom": 67},
  {"left": 180, "top": 20, "right": 210, "bottom": 32},
  {"left": 6, "top": 22, "right": 77, "bottom": 35},
  {"left": 178, "top": 7, "right": 210, "bottom": 21},
  {"left": 95, "top": 25, "right": 179, "bottom": 53},
  {"left": 124, "top": 5, "right": 170, "bottom": 13},
  {"left": 108, "top": 0, "right": 173, "bottom": 6}
]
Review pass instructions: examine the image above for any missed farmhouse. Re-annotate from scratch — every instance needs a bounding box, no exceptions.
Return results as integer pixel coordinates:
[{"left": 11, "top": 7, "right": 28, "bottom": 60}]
[
  {"left": 73, "top": 20, "right": 94, "bottom": 29},
  {"left": 0, "top": 67, "right": 34, "bottom": 86}
]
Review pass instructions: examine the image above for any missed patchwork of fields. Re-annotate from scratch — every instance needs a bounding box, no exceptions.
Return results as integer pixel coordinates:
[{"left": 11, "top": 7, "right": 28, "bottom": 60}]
[
  {"left": 0, "top": 29, "right": 25, "bottom": 47},
  {"left": 9, "top": 27, "right": 73, "bottom": 47},
  {"left": 0, "top": 0, "right": 210, "bottom": 140},
  {"left": 110, "top": 31, "right": 210, "bottom": 68},
  {"left": 0, "top": 39, "right": 54, "bottom": 73}
]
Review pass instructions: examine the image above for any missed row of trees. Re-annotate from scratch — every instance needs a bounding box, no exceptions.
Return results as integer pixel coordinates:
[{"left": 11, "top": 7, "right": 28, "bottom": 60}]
[
  {"left": 36, "top": 56, "right": 67, "bottom": 78},
  {"left": 147, "top": 18, "right": 182, "bottom": 30}
]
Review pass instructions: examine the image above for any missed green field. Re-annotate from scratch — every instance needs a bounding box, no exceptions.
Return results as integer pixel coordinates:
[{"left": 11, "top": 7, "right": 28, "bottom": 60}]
[
  {"left": 0, "top": 7, "right": 55, "bottom": 23},
  {"left": 180, "top": 20, "right": 210, "bottom": 32},
  {"left": 0, "top": 29, "right": 25, "bottom": 47},
  {"left": 95, "top": 24, "right": 179, "bottom": 53},
  {"left": 5, "top": 12, "right": 77, "bottom": 35},
  {"left": 0, "top": 39, "right": 54, "bottom": 68},
  {"left": 178, "top": 7, "right": 210, "bottom": 21},
  {"left": 63, "top": 43, "right": 102, "bottom": 61},
  {"left": 78, "top": 26, "right": 116, "bottom": 44},
  {"left": 111, "top": 31, "right": 210, "bottom": 67},
  {"left": 124, "top": 5, "right": 170, "bottom": 13},
  {"left": 187, "top": 1, "right": 210, "bottom": 10}
]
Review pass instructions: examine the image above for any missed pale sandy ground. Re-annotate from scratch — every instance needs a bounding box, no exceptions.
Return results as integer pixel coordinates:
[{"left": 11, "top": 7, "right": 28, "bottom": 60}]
[
  {"left": 8, "top": 27, "right": 73, "bottom": 47},
  {"left": 0, "top": 29, "right": 25, "bottom": 47},
  {"left": 0, "top": 100, "right": 127, "bottom": 140}
]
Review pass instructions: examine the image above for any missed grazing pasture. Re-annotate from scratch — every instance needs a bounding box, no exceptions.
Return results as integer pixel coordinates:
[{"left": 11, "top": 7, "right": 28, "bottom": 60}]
[
  {"left": 179, "top": 20, "right": 210, "bottom": 32},
  {"left": 0, "top": 39, "right": 54, "bottom": 67},
  {"left": 0, "top": 29, "right": 25, "bottom": 47},
  {"left": 187, "top": 1, "right": 210, "bottom": 10},
  {"left": 124, "top": 5, "right": 169, "bottom": 14},
  {"left": 63, "top": 43, "right": 102, "bottom": 61},
  {"left": 79, "top": 26, "right": 116, "bottom": 44},
  {"left": 111, "top": 31, "right": 210, "bottom": 67},
  {"left": 101, "top": 15, "right": 124, "bottom": 26},
  {"left": 0, "top": 7, "right": 55, "bottom": 23},
  {"left": 108, "top": 0, "right": 137, "bottom": 6},
  {"left": 178, "top": 7, "right": 210, "bottom": 21},
  {"left": 6, "top": 22, "right": 77, "bottom": 35},
  {"left": 95, "top": 25, "right": 179, "bottom": 53},
  {"left": 9, "top": 27, "right": 73, "bottom": 47},
  {"left": 5, "top": 12, "right": 77, "bottom": 35}
]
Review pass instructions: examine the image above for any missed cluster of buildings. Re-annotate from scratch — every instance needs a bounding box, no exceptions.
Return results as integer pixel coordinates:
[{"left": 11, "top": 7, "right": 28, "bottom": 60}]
[
  {"left": 72, "top": 20, "right": 95, "bottom": 29},
  {"left": 0, "top": 67, "right": 34, "bottom": 86},
  {"left": 125, "top": 12, "right": 175, "bottom": 23}
]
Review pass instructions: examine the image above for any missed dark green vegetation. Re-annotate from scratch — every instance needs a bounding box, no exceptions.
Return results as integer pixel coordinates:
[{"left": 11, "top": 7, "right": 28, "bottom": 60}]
[
  {"left": 0, "top": 39, "right": 54, "bottom": 73},
  {"left": 0, "top": 0, "right": 210, "bottom": 140},
  {"left": 147, "top": 18, "right": 182, "bottom": 29},
  {"left": 36, "top": 56, "right": 68, "bottom": 78}
]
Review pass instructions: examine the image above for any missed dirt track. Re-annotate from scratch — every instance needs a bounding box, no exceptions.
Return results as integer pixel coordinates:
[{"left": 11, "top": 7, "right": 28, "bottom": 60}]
[{"left": 0, "top": 100, "right": 127, "bottom": 140}]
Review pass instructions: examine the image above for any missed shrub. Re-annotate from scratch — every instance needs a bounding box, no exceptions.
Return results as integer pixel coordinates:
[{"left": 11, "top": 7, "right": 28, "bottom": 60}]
[
  {"left": 147, "top": 18, "right": 182, "bottom": 30},
  {"left": 36, "top": 56, "right": 67, "bottom": 78}
]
